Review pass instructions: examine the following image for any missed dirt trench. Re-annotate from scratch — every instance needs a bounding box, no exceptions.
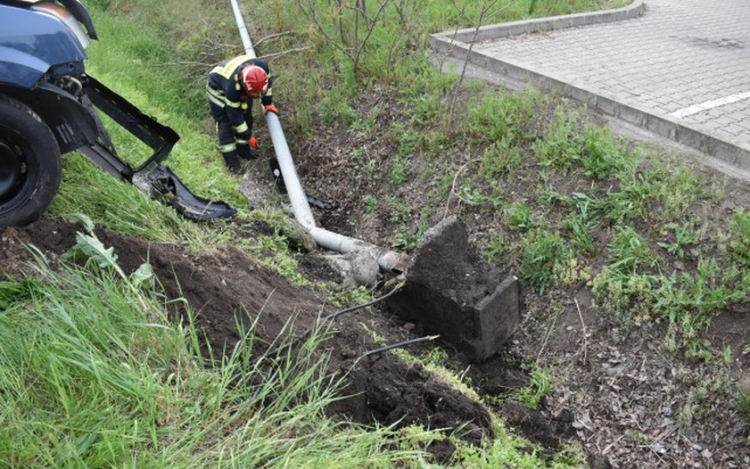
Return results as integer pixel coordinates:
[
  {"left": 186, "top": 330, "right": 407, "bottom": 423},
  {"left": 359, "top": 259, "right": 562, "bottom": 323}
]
[{"left": 0, "top": 218, "right": 585, "bottom": 463}]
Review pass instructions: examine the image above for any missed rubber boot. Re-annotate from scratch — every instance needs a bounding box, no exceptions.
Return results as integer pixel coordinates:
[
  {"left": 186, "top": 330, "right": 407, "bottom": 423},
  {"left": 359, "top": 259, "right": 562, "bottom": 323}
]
[{"left": 223, "top": 152, "right": 242, "bottom": 174}]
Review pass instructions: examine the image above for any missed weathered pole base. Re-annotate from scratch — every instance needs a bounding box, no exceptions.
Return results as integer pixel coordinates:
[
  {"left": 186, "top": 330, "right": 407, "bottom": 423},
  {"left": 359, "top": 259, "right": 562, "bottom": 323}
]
[{"left": 387, "top": 216, "right": 520, "bottom": 362}]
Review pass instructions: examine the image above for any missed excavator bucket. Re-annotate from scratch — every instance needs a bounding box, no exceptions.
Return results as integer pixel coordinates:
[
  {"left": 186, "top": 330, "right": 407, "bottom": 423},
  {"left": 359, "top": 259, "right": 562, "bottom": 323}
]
[{"left": 78, "top": 75, "right": 236, "bottom": 221}]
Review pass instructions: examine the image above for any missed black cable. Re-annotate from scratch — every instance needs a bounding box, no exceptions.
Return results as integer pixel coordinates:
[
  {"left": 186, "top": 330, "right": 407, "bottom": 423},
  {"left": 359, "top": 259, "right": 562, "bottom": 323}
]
[
  {"left": 322, "top": 281, "right": 405, "bottom": 321},
  {"left": 252, "top": 281, "right": 406, "bottom": 366},
  {"left": 361, "top": 335, "right": 440, "bottom": 358}
]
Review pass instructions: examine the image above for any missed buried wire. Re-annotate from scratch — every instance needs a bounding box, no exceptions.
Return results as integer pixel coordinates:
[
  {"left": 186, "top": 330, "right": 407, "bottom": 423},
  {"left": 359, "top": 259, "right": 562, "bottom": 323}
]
[
  {"left": 361, "top": 335, "right": 440, "bottom": 358},
  {"left": 322, "top": 281, "right": 405, "bottom": 322},
  {"left": 252, "top": 281, "right": 406, "bottom": 367},
  {"left": 248, "top": 293, "right": 432, "bottom": 400}
]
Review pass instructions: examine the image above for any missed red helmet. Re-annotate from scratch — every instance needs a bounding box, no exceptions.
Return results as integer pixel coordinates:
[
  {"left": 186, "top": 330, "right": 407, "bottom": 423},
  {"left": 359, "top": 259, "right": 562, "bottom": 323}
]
[{"left": 240, "top": 65, "right": 268, "bottom": 95}]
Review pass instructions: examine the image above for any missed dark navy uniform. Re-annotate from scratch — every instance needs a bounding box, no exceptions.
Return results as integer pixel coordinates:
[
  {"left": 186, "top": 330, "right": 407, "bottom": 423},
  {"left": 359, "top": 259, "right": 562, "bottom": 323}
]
[{"left": 206, "top": 55, "right": 273, "bottom": 170}]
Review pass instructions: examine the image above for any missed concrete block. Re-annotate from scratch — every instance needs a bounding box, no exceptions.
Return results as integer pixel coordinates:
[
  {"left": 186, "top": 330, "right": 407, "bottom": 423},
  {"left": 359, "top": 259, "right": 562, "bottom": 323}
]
[
  {"left": 644, "top": 115, "right": 677, "bottom": 140},
  {"left": 387, "top": 216, "right": 520, "bottom": 362},
  {"left": 675, "top": 126, "right": 706, "bottom": 153},
  {"left": 596, "top": 96, "right": 618, "bottom": 116},
  {"left": 617, "top": 104, "right": 646, "bottom": 126}
]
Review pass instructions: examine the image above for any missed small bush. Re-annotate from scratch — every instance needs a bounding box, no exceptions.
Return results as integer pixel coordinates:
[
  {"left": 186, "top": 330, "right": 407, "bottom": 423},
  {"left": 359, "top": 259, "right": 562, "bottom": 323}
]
[
  {"left": 505, "top": 201, "right": 535, "bottom": 232},
  {"left": 533, "top": 107, "right": 582, "bottom": 170},
  {"left": 581, "top": 124, "right": 636, "bottom": 179}
]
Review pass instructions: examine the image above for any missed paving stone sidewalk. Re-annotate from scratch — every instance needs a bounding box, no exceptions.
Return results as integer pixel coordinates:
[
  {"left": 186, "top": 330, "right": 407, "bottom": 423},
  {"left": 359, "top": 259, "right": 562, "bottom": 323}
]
[{"left": 433, "top": 0, "right": 750, "bottom": 172}]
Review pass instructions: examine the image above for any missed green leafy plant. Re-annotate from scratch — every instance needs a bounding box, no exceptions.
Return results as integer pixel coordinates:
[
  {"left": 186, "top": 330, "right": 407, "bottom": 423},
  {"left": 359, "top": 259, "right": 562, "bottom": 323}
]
[
  {"left": 458, "top": 182, "right": 488, "bottom": 206},
  {"left": 393, "top": 222, "right": 427, "bottom": 252},
  {"left": 388, "top": 157, "right": 410, "bottom": 185},
  {"left": 505, "top": 201, "right": 535, "bottom": 232},
  {"left": 421, "top": 347, "right": 449, "bottom": 368},
  {"left": 658, "top": 222, "right": 699, "bottom": 259},
  {"left": 729, "top": 209, "right": 750, "bottom": 266},
  {"left": 519, "top": 229, "right": 569, "bottom": 294},
  {"left": 566, "top": 216, "right": 597, "bottom": 257},
  {"left": 483, "top": 234, "right": 507, "bottom": 262},
  {"left": 533, "top": 107, "right": 582, "bottom": 170},
  {"left": 61, "top": 214, "right": 156, "bottom": 314},
  {"left": 479, "top": 137, "right": 522, "bottom": 177},
  {"left": 608, "top": 226, "right": 660, "bottom": 275},
  {"left": 581, "top": 124, "right": 636, "bottom": 180},
  {"left": 467, "top": 89, "right": 540, "bottom": 146},
  {"left": 507, "top": 366, "right": 555, "bottom": 409},
  {"left": 362, "top": 194, "right": 378, "bottom": 213}
]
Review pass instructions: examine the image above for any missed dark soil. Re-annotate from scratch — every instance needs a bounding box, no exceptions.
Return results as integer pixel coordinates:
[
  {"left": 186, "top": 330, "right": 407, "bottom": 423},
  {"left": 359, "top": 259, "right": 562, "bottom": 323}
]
[
  {"left": 286, "top": 86, "right": 750, "bottom": 469},
  {"left": 4, "top": 86, "right": 750, "bottom": 468},
  {"left": 1, "top": 217, "right": 536, "bottom": 464}
]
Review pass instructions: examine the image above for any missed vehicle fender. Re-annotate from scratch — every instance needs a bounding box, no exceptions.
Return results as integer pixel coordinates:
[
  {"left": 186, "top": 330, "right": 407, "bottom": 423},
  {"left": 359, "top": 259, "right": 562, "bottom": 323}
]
[
  {"left": 0, "top": 46, "right": 53, "bottom": 89},
  {"left": 0, "top": 82, "right": 98, "bottom": 155},
  {"left": 0, "top": 4, "right": 87, "bottom": 88}
]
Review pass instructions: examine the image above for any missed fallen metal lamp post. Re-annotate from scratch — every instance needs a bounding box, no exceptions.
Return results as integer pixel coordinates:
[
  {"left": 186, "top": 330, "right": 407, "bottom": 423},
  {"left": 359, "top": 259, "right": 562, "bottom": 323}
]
[
  {"left": 228, "top": 0, "right": 520, "bottom": 362},
  {"left": 229, "top": 0, "right": 408, "bottom": 273}
]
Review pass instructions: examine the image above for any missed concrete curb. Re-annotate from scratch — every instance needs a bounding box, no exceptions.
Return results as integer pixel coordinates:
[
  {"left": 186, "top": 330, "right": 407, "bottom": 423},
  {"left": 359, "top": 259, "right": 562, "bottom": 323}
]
[
  {"left": 429, "top": 1, "right": 750, "bottom": 172},
  {"left": 432, "top": 0, "right": 645, "bottom": 44}
]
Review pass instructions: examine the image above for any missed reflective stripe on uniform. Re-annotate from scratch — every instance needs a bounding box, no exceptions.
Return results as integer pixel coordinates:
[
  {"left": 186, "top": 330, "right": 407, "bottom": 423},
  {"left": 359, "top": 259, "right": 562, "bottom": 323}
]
[
  {"left": 217, "top": 142, "right": 237, "bottom": 153},
  {"left": 212, "top": 54, "right": 256, "bottom": 79},
  {"left": 206, "top": 85, "right": 225, "bottom": 107},
  {"left": 206, "top": 83, "right": 242, "bottom": 108},
  {"left": 233, "top": 122, "right": 249, "bottom": 134}
]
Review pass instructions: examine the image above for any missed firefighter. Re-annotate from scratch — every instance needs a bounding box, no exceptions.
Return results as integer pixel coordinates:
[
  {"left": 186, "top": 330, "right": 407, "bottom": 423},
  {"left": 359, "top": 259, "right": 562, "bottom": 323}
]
[{"left": 206, "top": 55, "right": 279, "bottom": 173}]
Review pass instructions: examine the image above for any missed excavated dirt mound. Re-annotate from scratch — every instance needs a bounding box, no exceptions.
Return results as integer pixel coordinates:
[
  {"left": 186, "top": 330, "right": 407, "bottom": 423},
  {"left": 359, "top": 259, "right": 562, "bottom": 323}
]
[
  {"left": 1, "top": 217, "right": 532, "bottom": 462},
  {"left": 290, "top": 87, "right": 750, "bottom": 469}
]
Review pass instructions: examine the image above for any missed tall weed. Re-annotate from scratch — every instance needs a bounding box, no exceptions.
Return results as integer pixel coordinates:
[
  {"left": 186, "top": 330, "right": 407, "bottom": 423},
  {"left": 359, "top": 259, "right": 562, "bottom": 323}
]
[{"left": 0, "top": 250, "right": 426, "bottom": 468}]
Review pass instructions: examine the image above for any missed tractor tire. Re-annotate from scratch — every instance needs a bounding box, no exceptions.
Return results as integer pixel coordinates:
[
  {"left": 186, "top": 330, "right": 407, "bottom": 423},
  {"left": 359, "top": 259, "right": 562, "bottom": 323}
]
[{"left": 0, "top": 94, "right": 62, "bottom": 227}]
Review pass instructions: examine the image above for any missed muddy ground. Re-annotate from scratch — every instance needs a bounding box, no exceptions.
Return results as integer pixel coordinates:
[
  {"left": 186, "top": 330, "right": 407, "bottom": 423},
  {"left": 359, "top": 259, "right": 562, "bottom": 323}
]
[
  {"left": 0, "top": 219, "right": 518, "bottom": 464},
  {"left": 265, "top": 86, "right": 750, "bottom": 468},
  {"left": 3, "top": 90, "right": 750, "bottom": 468}
]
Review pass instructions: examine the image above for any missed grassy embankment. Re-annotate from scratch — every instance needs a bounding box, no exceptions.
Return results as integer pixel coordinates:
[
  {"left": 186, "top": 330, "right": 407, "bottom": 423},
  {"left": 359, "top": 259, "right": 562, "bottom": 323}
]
[
  {"left": 4, "top": 1, "right": 619, "bottom": 467},
  {"left": 2, "top": 0, "right": 749, "bottom": 466}
]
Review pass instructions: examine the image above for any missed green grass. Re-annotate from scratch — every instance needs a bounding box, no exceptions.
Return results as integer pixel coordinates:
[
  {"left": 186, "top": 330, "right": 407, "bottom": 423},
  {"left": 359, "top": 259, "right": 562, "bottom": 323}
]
[
  {"left": 0, "top": 240, "right": 429, "bottom": 468},
  {"left": 729, "top": 209, "right": 750, "bottom": 266},
  {"left": 507, "top": 367, "right": 555, "bottom": 410},
  {"left": 11, "top": 0, "right": 750, "bottom": 466}
]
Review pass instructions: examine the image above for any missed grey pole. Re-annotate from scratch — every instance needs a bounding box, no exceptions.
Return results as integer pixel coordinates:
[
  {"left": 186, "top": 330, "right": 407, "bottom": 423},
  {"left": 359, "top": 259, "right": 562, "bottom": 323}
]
[
  {"left": 229, "top": 0, "right": 254, "bottom": 56},
  {"left": 228, "top": 0, "right": 409, "bottom": 273}
]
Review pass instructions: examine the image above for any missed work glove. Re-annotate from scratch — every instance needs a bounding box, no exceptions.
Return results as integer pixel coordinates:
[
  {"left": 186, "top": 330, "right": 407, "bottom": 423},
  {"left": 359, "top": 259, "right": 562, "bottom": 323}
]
[
  {"left": 248, "top": 136, "right": 260, "bottom": 149},
  {"left": 264, "top": 104, "right": 279, "bottom": 115}
]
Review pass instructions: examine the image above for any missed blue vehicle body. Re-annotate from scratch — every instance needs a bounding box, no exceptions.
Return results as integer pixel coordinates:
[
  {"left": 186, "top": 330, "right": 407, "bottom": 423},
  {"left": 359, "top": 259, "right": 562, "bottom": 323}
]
[
  {"left": 0, "top": 3, "right": 87, "bottom": 89},
  {"left": 0, "top": 0, "right": 235, "bottom": 226}
]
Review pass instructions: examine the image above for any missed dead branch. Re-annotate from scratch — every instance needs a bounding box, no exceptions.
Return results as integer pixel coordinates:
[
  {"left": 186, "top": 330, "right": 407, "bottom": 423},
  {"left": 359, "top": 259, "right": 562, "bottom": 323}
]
[
  {"left": 258, "top": 46, "right": 312, "bottom": 62},
  {"left": 536, "top": 312, "right": 559, "bottom": 363},
  {"left": 298, "top": 0, "right": 355, "bottom": 60},
  {"left": 255, "top": 31, "right": 296, "bottom": 48},
  {"left": 442, "top": 158, "right": 477, "bottom": 220},
  {"left": 447, "top": 0, "right": 522, "bottom": 128},
  {"left": 353, "top": 0, "right": 391, "bottom": 75},
  {"left": 575, "top": 297, "right": 589, "bottom": 364}
]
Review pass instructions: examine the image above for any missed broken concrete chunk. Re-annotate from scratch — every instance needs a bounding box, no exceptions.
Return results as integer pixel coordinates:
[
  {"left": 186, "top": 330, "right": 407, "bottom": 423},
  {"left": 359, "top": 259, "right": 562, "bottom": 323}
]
[
  {"left": 387, "top": 216, "right": 520, "bottom": 362},
  {"left": 312, "top": 249, "right": 380, "bottom": 288}
]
